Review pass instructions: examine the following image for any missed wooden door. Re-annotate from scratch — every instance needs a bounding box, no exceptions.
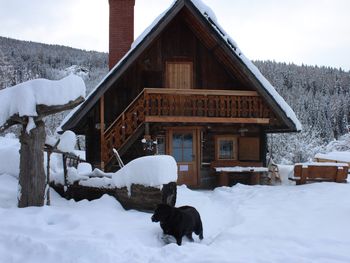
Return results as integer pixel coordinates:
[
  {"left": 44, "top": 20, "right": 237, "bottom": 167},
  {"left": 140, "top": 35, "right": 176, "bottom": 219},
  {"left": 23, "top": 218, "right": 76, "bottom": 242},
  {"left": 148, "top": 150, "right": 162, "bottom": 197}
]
[
  {"left": 167, "top": 128, "right": 199, "bottom": 187},
  {"left": 166, "top": 62, "right": 193, "bottom": 89}
]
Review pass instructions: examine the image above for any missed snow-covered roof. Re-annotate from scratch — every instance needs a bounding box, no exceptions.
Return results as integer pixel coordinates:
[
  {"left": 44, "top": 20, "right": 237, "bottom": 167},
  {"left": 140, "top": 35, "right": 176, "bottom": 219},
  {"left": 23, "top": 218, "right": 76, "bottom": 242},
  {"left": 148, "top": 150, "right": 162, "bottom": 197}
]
[
  {"left": 0, "top": 74, "right": 85, "bottom": 129},
  {"left": 61, "top": 0, "right": 301, "bottom": 132}
]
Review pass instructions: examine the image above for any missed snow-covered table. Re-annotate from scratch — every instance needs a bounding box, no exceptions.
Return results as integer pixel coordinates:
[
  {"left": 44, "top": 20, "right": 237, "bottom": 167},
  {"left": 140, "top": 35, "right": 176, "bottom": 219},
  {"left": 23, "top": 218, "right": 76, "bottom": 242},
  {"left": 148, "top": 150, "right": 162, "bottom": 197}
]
[{"left": 214, "top": 166, "right": 268, "bottom": 186}]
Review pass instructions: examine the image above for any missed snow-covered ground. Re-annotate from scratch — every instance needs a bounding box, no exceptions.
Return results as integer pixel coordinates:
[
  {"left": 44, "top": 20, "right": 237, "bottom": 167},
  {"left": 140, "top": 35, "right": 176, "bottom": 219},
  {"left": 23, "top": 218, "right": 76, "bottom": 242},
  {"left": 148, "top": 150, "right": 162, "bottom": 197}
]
[
  {"left": 1, "top": 136, "right": 350, "bottom": 262},
  {"left": 1, "top": 174, "right": 350, "bottom": 263}
]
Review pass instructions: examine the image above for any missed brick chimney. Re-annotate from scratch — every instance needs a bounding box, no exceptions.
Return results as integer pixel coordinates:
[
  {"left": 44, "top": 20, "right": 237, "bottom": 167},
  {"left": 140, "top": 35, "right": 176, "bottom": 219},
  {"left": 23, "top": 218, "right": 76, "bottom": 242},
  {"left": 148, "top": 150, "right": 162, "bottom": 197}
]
[{"left": 108, "top": 0, "right": 135, "bottom": 69}]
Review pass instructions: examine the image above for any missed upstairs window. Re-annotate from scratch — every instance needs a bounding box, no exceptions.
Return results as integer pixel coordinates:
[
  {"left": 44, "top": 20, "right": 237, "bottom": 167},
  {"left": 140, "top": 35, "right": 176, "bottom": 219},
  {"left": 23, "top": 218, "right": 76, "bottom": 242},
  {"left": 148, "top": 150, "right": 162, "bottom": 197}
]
[{"left": 166, "top": 61, "right": 193, "bottom": 89}]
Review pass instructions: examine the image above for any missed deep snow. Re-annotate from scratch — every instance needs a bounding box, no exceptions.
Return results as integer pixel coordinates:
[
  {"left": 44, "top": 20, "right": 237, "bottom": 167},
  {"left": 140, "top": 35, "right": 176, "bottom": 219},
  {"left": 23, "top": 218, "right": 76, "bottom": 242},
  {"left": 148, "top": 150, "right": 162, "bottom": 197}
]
[
  {"left": 1, "top": 136, "right": 350, "bottom": 262},
  {"left": 1, "top": 174, "right": 350, "bottom": 263}
]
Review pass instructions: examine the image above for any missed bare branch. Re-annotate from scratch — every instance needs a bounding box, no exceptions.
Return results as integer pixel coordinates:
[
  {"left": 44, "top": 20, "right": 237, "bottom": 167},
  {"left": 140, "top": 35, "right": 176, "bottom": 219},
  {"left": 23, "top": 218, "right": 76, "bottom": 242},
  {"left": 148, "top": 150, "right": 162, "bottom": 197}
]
[
  {"left": 0, "top": 97, "right": 84, "bottom": 132},
  {"left": 0, "top": 115, "right": 25, "bottom": 132},
  {"left": 36, "top": 96, "right": 84, "bottom": 117}
]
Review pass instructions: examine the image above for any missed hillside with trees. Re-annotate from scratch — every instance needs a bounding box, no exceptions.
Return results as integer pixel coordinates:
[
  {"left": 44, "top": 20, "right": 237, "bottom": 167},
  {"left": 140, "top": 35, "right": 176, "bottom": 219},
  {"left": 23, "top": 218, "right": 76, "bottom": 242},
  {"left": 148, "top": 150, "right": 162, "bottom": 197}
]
[
  {"left": 255, "top": 61, "right": 350, "bottom": 163},
  {"left": 1, "top": 36, "right": 349, "bottom": 163}
]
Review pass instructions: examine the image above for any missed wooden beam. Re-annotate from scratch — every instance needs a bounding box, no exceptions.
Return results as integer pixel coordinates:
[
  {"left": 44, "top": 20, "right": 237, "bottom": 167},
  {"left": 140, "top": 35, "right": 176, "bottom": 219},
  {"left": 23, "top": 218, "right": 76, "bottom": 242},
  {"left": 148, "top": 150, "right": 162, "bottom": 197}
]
[
  {"left": 100, "top": 96, "right": 105, "bottom": 171},
  {"left": 145, "top": 116, "right": 270, "bottom": 124},
  {"left": 144, "top": 88, "right": 258, "bottom": 97}
]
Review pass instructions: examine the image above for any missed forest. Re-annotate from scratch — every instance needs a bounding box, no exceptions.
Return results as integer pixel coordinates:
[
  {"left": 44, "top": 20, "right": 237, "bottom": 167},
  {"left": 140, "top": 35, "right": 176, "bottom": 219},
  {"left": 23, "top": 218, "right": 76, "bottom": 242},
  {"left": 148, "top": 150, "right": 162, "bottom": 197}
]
[{"left": 1, "top": 36, "right": 349, "bottom": 163}]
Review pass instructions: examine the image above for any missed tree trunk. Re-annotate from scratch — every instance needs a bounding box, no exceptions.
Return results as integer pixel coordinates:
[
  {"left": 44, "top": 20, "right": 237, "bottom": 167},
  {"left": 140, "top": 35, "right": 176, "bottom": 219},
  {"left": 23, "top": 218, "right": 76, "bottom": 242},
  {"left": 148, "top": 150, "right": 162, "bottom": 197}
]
[{"left": 18, "top": 120, "right": 46, "bottom": 207}]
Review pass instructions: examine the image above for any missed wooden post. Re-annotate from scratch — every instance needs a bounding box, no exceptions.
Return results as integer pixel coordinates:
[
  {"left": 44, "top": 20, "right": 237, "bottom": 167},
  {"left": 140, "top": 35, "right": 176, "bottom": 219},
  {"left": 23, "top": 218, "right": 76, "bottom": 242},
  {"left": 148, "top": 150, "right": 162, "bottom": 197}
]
[
  {"left": 1, "top": 96, "right": 84, "bottom": 208},
  {"left": 100, "top": 96, "right": 105, "bottom": 170},
  {"left": 63, "top": 154, "right": 68, "bottom": 187},
  {"left": 335, "top": 167, "right": 344, "bottom": 183},
  {"left": 218, "top": 172, "right": 229, "bottom": 186},
  {"left": 18, "top": 120, "right": 46, "bottom": 208},
  {"left": 145, "top": 123, "right": 150, "bottom": 136},
  {"left": 250, "top": 172, "right": 260, "bottom": 185},
  {"left": 46, "top": 151, "right": 51, "bottom": 206},
  {"left": 299, "top": 166, "right": 308, "bottom": 185}
]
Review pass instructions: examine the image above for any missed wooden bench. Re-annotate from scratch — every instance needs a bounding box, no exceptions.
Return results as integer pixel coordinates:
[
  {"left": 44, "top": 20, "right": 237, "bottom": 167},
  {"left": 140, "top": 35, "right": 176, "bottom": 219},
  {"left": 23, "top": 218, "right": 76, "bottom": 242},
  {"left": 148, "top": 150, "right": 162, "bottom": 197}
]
[{"left": 289, "top": 162, "right": 348, "bottom": 185}]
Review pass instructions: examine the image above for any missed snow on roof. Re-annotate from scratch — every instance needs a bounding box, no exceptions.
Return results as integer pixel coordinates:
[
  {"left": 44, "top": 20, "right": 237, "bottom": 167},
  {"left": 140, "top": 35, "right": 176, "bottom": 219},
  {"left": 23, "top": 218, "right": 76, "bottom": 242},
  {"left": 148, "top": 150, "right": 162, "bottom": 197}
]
[
  {"left": 189, "top": 0, "right": 301, "bottom": 131},
  {"left": 61, "top": 0, "right": 301, "bottom": 132},
  {"left": 315, "top": 151, "right": 350, "bottom": 163},
  {"left": 0, "top": 74, "right": 85, "bottom": 128}
]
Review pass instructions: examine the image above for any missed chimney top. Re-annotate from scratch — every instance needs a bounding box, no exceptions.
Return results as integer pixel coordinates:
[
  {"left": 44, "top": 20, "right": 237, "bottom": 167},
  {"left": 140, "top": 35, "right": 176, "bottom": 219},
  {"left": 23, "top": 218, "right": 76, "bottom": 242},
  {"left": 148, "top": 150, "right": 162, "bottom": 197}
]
[{"left": 108, "top": 0, "right": 135, "bottom": 69}]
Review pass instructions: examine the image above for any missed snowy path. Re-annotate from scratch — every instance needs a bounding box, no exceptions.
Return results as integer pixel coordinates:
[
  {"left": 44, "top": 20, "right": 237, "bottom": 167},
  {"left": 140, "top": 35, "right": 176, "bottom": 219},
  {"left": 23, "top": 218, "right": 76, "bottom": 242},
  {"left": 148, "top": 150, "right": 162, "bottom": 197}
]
[{"left": 1, "top": 174, "right": 350, "bottom": 263}]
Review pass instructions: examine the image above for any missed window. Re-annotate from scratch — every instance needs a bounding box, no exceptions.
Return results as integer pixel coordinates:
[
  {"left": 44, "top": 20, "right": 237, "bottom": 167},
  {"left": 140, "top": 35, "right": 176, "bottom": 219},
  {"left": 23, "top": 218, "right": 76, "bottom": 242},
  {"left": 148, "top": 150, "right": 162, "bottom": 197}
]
[
  {"left": 215, "top": 136, "right": 238, "bottom": 160},
  {"left": 172, "top": 132, "right": 193, "bottom": 162},
  {"left": 166, "top": 61, "right": 193, "bottom": 89}
]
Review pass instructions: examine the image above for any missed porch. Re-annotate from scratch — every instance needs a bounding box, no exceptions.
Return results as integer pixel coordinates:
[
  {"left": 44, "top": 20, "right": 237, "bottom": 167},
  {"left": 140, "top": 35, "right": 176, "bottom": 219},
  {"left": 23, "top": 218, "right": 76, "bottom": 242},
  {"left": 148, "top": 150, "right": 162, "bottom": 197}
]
[{"left": 99, "top": 88, "right": 273, "bottom": 188}]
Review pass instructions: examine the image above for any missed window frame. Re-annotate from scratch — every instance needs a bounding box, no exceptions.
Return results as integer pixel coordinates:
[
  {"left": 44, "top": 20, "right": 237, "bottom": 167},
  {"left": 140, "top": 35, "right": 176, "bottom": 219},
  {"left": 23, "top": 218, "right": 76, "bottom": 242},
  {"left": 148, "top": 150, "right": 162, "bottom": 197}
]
[{"left": 215, "top": 135, "right": 238, "bottom": 161}]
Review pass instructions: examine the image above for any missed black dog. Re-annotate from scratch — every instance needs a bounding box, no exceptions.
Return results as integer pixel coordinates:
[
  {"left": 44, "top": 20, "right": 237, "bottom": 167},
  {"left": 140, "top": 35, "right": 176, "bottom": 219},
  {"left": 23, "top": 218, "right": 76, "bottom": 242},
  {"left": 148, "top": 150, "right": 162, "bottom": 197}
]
[{"left": 151, "top": 204, "right": 203, "bottom": 246}]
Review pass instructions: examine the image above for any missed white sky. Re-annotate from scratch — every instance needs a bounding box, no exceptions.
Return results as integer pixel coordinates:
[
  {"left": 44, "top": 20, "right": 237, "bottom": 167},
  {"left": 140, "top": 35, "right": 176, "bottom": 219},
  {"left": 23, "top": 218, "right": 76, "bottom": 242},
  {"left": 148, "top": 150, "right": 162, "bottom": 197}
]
[{"left": 0, "top": 0, "right": 349, "bottom": 71}]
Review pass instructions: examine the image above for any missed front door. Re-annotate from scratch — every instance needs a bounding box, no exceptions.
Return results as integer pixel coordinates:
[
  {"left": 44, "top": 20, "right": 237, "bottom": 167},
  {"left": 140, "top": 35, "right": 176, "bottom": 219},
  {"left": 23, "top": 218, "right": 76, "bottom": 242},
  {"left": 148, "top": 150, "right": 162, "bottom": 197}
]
[{"left": 167, "top": 129, "right": 199, "bottom": 187}]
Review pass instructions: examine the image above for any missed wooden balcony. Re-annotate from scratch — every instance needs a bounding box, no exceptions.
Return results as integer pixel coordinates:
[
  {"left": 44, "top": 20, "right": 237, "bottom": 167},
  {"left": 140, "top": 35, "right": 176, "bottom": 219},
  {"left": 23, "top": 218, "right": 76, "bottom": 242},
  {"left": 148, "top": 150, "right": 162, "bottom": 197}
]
[
  {"left": 102, "top": 88, "right": 273, "bottom": 166},
  {"left": 144, "top": 88, "right": 271, "bottom": 123}
]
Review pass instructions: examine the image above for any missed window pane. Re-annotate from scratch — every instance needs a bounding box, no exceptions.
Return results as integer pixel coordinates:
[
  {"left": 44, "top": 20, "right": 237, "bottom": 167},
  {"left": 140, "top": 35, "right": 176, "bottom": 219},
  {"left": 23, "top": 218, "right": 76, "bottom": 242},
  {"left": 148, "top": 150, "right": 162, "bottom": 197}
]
[
  {"left": 172, "top": 134, "right": 182, "bottom": 148},
  {"left": 173, "top": 148, "right": 182, "bottom": 162},
  {"left": 219, "top": 140, "right": 233, "bottom": 159},
  {"left": 183, "top": 133, "right": 193, "bottom": 147},
  {"left": 183, "top": 148, "right": 193, "bottom": 162}
]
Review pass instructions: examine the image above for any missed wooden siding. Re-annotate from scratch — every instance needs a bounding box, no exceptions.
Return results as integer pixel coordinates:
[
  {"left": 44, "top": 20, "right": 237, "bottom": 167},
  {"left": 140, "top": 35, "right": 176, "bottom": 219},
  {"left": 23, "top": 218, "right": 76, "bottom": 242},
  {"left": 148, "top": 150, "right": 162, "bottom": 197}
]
[{"left": 239, "top": 137, "right": 260, "bottom": 161}]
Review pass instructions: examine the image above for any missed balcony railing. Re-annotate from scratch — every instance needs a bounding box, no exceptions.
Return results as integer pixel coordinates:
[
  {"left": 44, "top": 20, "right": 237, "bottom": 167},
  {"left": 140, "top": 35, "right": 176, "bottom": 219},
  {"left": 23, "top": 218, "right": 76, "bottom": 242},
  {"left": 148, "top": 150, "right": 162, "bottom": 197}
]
[{"left": 143, "top": 88, "right": 271, "bottom": 122}]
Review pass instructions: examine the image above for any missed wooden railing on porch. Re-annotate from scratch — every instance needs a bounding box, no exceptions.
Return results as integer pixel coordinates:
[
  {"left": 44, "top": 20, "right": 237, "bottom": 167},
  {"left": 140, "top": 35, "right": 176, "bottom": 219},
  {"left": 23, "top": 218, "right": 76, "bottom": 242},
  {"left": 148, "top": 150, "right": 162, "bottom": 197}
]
[
  {"left": 144, "top": 88, "right": 271, "bottom": 122},
  {"left": 102, "top": 88, "right": 272, "bottom": 166}
]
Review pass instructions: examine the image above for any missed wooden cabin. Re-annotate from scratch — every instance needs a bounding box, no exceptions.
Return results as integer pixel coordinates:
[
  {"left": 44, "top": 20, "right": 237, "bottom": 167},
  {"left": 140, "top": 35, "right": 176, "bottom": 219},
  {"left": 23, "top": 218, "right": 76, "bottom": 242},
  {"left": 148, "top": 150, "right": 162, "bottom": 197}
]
[{"left": 61, "top": 0, "right": 301, "bottom": 188}]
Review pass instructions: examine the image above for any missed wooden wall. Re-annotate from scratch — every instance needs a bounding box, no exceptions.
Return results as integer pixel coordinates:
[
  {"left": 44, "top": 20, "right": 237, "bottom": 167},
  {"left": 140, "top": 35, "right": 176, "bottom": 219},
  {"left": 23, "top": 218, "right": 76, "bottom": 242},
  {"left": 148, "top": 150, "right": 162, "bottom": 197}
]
[{"left": 201, "top": 125, "right": 263, "bottom": 164}]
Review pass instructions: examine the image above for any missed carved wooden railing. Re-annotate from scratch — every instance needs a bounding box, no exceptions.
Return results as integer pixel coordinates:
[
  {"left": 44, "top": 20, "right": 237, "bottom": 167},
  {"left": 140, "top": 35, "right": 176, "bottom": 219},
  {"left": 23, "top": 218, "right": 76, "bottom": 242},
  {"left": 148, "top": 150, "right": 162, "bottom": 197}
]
[
  {"left": 143, "top": 88, "right": 271, "bottom": 121},
  {"left": 102, "top": 88, "right": 272, "bottom": 166},
  {"left": 102, "top": 91, "right": 146, "bottom": 165}
]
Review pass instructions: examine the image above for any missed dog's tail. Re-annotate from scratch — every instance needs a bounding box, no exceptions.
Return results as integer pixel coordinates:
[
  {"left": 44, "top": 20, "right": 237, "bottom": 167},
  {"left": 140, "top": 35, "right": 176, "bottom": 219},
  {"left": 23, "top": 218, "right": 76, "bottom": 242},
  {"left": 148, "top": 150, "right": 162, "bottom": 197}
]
[{"left": 195, "top": 219, "right": 203, "bottom": 240}]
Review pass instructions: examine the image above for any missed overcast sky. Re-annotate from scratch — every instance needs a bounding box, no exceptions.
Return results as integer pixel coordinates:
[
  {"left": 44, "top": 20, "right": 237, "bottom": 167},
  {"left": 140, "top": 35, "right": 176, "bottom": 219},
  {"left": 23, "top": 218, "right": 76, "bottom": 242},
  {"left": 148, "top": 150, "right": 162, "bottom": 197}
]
[{"left": 0, "top": 0, "right": 349, "bottom": 70}]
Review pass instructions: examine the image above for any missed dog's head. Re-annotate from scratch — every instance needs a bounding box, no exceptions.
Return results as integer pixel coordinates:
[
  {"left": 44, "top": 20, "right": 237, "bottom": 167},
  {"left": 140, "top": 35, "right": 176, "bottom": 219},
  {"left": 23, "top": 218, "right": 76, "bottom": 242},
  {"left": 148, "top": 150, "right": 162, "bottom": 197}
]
[{"left": 151, "top": 204, "right": 173, "bottom": 222}]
